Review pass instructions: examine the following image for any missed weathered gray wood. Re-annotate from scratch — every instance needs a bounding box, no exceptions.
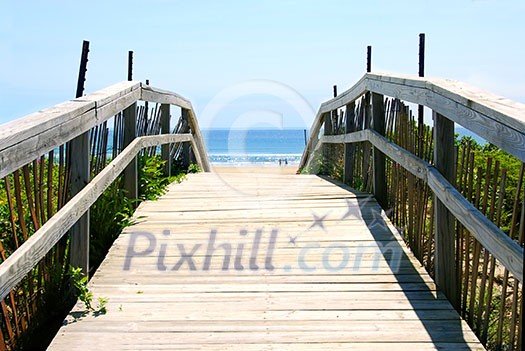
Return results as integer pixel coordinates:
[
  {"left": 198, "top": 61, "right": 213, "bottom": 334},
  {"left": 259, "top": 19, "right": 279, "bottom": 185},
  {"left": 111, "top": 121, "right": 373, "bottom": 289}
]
[
  {"left": 312, "top": 129, "right": 523, "bottom": 282},
  {"left": 0, "top": 134, "right": 193, "bottom": 301},
  {"left": 0, "top": 81, "right": 138, "bottom": 151},
  {"left": 427, "top": 168, "right": 523, "bottom": 283},
  {"left": 140, "top": 84, "right": 192, "bottom": 110},
  {"left": 372, "top": 93, "right": 387, "bottom": 209},
  {"left": 300, "top": 73, "right": 525, "bottom": 169},
  {"left": 123, "top": 103, "right": 138, "bottom": 201},
  {"left": 322, "top": 112, "right": 333, "bottom": 172},
  {"left": 160, "top": 104, "right": 171, "bottom": 176},
  {"left": 184, "top": 108, "right": 211, "bottom": 172},
  {"left": 433, "top": 111, "right": 458, "bottom": 308},
  {"left": 69, "top": 131, "right": 90, "bottom": 275},
  {"left": 0, "top": 81, "right": 212, "bottom": 179},
  {"left": 343, "top": 102, "right": 356, "bottom": 185},
  {"left": 365, "top": 76, "right": 525, "bottom": 161},
  {"left": 0, "top": 83, "right": 141, "bottom": 179},
  {"left": 47, "top": 171, "right": 484, "bottom": 350},
  {"left": 181, "top": 108, "right": 191, "bottom": 169},
  {"left": 366, "top": 131, "right": 428, "bottom": 181}
]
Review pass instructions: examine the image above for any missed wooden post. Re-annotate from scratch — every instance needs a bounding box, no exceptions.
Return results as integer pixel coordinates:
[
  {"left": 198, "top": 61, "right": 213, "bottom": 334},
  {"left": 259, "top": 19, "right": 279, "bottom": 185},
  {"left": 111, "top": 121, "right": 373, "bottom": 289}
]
[
  {"left": 70, "top": 40, "right": 90, "bottom": 275},
  {"left": 361, "top": 93, "right": 372, "bottom": 187},
  {"left": 433, "top": 111, "right": 459, "bottom": 309},
  {"left": 418, "top": 33, "right": 425, "bottom": 158},
  {"left": 367, "top": 46, "right": 372, "bottom": 73},
  {"left": 69, "top": 134, "right": 90, "bottom": 274},
  {"left": 128, "top": 51, "right": 133, "bottom": 81},
  {"left": 160, "top": 104, "right": 171, "bottom": 176},
  {"left": 144, "top": 79, "right": 150, "bottom": 136},
  {"left": 322, "top": 112, "right": 333, "bottom": 174},
  {"left": 181, "top": 108, "right": 191, "bottom": 169},
  {"left": 343, "top": 102, "right": 356, "bottom": 185},
  {"left": 372, "top": 93, "right": 387, "bottom": 209},
  {"left": 123, "top": 103, "right": 138, "bottom": 202}
]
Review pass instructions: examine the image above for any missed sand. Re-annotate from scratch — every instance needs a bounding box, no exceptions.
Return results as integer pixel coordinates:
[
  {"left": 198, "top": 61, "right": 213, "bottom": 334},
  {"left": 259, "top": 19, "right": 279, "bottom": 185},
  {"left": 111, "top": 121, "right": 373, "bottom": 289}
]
[{"left": 211, "top": 165, "right": 298, "bottom": 175}]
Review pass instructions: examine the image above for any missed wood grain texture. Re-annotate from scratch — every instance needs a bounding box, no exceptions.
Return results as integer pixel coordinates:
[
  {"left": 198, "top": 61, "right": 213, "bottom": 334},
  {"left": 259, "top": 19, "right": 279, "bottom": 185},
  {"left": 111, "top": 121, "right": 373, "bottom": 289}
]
[
  {"left": 69, "top": 130, "right": 91, "bottom": 275},
  {"left": 160, "top": 104, "right": 171, "bottom": 175},
  {"left": 48, "top": 172, "right": 483, "bottom": 350},
  {"left": 0, "top": 81, "right": 211, "bottom": 178},
  {"left": 299, "top": 72, "right": 525, "bottom": 169},
  {"left": 433, "top": 111, "right": 458, "bottom": 308},
  {"left": 308, "top": 130, "right": 523, "bottom": 282},
  {"left": 0, "top": 134, "right": 193, "bottom": 302},
  {"left": 123, "top": 103, "right": 138, "bottom": 201}
]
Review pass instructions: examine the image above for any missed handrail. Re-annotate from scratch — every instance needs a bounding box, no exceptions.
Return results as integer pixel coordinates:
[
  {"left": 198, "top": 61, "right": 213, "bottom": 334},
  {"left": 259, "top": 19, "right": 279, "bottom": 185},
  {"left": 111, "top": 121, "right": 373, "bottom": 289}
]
[
  {"left": 311, "top": 130, "right": 523, "bottom": 282},
  {"left": 300, "top": 73, "right": 525, "bottom": 168},
  {"left": 0, "top": 82, "right": 211, "bottom": 178},
  {"left": 0, "top": 133, "right": 198, "bottom": 301}
]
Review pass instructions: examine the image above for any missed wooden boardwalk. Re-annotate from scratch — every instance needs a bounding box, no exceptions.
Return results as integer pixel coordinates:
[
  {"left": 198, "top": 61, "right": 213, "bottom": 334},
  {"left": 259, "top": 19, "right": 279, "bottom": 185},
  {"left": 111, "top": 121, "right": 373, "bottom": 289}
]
[{"left": 49, "top": 170, "right": 484, "bottom": 350}]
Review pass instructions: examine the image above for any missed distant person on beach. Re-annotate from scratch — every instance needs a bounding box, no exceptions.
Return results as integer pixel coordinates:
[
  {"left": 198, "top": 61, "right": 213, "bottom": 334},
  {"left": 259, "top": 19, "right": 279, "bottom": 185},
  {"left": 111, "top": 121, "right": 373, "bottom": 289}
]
[
  {"left": 285, "top": 159, "right": 288, "bottom": 165},
  {"left": 278, "top": 159, "right": 282, "bottom": 166}
]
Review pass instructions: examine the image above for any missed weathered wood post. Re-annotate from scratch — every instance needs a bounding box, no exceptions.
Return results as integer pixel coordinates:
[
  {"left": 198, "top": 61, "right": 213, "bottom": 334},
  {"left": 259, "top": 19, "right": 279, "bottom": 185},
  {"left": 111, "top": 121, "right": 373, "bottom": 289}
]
[
  {"left": 123, "top": 104, "right": 138, "bottom": 201},
  {"left": 70, "top": 40, "right": 90, "bottom": 275},
  {"left": 322, "top": 112, "right": 333, "bottom": 174},
  {"left": 360, "top": 45, "right": 373, "bottom": 186},
  {"left": 160, "top": 104, "right": 171, "bottom": 176},
  {"left": 343, "top": 101, "right": 356, "bottom": 185},
  {"left": 367, "top": 46, "right": 372, "bottom": 73},
  {"left": 372, "top": 93, "right": 387, "bottom": 209},
  {"left": 127, "top": 51, "right": 133, "bottom": 82},
  {"left": 433, "top": 111, "right": 459, "bottom": 309},
  {"left": 417, "top": 33, "right": 426, "bottom": 158},
  {"left": 123, "top": 51, "right": 138, "bottom": 202},
  {"left": 181, "top": 108, "right": 191, "bottom": 169}
]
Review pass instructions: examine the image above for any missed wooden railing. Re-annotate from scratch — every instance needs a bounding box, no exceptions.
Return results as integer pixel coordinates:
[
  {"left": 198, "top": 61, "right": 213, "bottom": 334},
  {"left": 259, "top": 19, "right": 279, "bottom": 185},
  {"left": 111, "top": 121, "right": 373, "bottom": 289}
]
[
  {"left": 300, "top": 72, "right": 524, "bottom": 349},
  {"left": 0, "top": 82, "right": 209, "bottom": 348}
]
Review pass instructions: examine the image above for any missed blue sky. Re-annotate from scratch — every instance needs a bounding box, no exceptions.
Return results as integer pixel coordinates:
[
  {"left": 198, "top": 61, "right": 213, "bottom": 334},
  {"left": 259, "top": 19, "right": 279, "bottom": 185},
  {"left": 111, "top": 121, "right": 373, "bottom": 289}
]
[{"left": 1, "top": 0, "right": 524, "bottom": 129}]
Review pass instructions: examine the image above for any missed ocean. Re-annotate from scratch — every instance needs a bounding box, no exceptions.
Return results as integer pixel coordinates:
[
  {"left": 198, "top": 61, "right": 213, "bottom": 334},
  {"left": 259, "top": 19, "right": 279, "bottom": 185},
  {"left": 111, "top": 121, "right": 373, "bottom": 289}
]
[
  {"left": 101, "top": 127, "right": 483, "bottom": 167},
  {"left": 202, "top": 129, "right": 307, "bottom": 166}
]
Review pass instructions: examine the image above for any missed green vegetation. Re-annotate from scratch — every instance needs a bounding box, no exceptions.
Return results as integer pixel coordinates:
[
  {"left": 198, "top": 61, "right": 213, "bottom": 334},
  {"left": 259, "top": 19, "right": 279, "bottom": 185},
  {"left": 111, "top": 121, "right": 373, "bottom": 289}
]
[
  {"left": 316, "top": 130, "right": 523, "bottom": 351},
  {"left": 0, "top": 153, "right": 201, "bottom": 349}
]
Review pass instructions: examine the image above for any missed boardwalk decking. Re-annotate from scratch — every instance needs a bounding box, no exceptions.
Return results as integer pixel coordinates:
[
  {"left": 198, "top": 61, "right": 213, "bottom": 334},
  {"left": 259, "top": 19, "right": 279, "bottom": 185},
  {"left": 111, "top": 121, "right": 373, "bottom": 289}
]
[{"left": 49, "top": 170, "right": 484, "bottom": 350}]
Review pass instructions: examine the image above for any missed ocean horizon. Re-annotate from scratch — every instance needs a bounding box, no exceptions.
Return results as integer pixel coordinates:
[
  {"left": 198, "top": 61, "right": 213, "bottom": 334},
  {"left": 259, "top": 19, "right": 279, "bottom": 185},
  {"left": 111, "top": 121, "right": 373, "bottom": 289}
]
[
  {"left": 98, "top": 127, "right": 485, "bottom": 167},
  {"left": 202, "top": 128, "right": 307, "bottom": 166}
]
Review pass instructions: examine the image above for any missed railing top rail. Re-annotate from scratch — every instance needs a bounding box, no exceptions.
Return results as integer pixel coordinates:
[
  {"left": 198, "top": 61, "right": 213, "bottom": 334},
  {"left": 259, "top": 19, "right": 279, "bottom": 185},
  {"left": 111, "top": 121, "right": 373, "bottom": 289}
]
[
  {"left": 0, "top": 81, "right": 210, "bottom": 178},
  {"left": 0, "top": 133, "right": 197, "bottom": 301},
  {"left": 301, "top": 73, "right": 525, "bottom": 168}
]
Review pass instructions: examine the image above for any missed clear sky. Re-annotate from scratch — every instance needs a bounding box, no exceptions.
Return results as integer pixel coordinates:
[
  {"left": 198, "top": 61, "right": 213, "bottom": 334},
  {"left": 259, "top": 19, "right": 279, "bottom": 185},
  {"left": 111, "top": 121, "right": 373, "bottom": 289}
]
[{"left": 1, "top": 0, "right": 524, "bottom": 129}]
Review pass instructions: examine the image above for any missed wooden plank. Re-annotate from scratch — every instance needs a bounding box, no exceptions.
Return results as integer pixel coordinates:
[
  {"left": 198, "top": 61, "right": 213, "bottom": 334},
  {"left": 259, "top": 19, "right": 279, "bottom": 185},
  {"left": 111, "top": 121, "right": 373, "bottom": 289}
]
[
  {"left": 433, "top": 111, "right": 458, "bottom": 308},
  {"left": 427, "top": 167, "right": 523, "bottom": 282},
  {"left": 0, "top": 82, "right": 141, "bottom": 179},
  {"left": 185, "top": 108, "right": 211, "bottom": 172},
  {"left": 0, "top": 79, "right": 139, "bottom": 153},
  {"left": 0, "top": 134, "right": 192, "bottom": 301},
  {"left": 365, "top": 75, "right": 525, "bottom": 161},
  {"left": 0, "top": 80, "right": 214, "bottom": 180},
  {"left": 140, "top": 84, "right": 192, "bottom": 110},
  {"left": 47, "top": 172, "right": 484, "bottom": 350},
  {"left": 300, "top": 72, "right": 525, "bottom": 168},
  {"left": 312, "top": 129, "right": 523, "bottom": 282}
]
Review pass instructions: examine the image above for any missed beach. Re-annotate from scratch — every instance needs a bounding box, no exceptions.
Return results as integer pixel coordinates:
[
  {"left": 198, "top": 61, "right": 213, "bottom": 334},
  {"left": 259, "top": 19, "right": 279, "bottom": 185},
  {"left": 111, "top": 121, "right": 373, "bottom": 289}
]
[{"left": 212, "top": 165, "right": 298, "bottom": 175}]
